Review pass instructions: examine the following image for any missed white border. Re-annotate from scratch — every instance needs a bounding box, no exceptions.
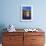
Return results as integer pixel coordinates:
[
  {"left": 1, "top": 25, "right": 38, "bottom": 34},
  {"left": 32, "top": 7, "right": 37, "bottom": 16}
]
[{"left": 21, "top": 5, "right": 33, "bottom": 21}]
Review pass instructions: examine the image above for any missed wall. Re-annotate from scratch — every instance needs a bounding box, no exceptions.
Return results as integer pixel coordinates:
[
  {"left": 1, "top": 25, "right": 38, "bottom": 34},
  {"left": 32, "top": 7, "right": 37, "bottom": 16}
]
[{"left": 0, "top": 0, "right": 46, "bottom": 30}]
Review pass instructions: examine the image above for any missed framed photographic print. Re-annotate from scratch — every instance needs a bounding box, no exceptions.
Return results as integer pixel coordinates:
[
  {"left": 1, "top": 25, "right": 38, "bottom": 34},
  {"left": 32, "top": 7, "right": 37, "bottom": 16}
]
[{"left": 21, "top": 5, "right": 33, "bottom": 21}]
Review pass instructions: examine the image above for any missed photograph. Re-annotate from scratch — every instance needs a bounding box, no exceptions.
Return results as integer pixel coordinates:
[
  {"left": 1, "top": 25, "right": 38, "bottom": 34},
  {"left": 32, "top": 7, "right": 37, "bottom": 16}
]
[{"left": 21, "top": 5, "right": 33, "bottom": 21}]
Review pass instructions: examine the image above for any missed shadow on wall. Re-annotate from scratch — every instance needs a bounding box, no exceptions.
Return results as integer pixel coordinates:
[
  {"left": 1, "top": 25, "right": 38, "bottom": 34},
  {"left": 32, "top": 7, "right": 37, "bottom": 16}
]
[{"left": 0, "top": 24, "right": 7, "bottom": 43}]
